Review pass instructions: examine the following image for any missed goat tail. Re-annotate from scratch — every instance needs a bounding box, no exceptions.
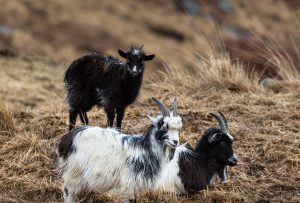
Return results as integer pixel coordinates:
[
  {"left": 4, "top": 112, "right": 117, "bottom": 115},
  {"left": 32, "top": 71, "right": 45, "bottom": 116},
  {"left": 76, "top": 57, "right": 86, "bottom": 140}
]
[{"left": 64, "top": 59, "right": 80, "bottom": 89}]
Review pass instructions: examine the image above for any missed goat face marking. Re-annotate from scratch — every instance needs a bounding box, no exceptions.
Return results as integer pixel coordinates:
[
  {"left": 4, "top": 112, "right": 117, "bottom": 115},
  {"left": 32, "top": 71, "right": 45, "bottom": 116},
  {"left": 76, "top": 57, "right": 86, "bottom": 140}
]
[
  {"left": 118, "top": 47, "right": 155, "bottom": 78},
  {"left": 161, "top": 116, "right": 182, "bottom": 148},
  {"left": 209, "top": 112, "right": 237, "bottom": 166},
  {"left": 149, "top": 97, "right": 182, "bottom": 149},
  {"left": 209, "top": 132, "right": 237, "bottom": 166}
]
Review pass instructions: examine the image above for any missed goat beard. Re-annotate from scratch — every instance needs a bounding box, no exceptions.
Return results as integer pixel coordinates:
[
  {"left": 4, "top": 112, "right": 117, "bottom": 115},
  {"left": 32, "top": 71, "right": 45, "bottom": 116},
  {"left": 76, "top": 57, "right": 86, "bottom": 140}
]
[
  {"left": 217, "top": 165, "right": 228, "bottom": 183},
  {"left": 163, "top": 144, "right": 176, "bottom": 161}
]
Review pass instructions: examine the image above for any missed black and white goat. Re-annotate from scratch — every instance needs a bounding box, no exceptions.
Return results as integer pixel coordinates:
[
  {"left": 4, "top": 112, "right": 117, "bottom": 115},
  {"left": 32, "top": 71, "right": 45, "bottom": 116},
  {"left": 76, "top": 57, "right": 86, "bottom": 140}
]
[
  {"left": 58, "top": 98, "right": 182, "bottom": 203},
  {"left": 64, "top": 45, "right": 155, "bottom": 131},
  {"left": 155, "top": 112, "right": 238, "bottom": 194}
]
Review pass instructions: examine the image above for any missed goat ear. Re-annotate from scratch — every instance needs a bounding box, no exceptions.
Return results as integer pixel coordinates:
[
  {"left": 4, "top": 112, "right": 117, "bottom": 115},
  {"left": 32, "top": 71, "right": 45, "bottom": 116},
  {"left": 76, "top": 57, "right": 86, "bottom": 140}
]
[
  {"left": 208, "top": 133, "right": 223, "bottom": 143},
  {"left": 184, "top": 142, "right": 193, "bottom": 150},
  {"left": 118, "top": 49, "right": 128, "bottom": 59},
  {"left": 145, "top": 54, "right": 155, "bottom": 61},
  {"left": 147, "top": 115, "right": 157, "bottom": 125}
]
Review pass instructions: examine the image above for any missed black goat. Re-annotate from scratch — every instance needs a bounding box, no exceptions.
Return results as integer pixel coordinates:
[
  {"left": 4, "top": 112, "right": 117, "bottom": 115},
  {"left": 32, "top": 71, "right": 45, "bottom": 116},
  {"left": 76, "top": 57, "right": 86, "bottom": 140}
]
[
  {"left": 156, "top": 112, "right": 238, "bottom": 194},
  {"left": 64, "top": 46, "right": 155, "bottom": 131}
]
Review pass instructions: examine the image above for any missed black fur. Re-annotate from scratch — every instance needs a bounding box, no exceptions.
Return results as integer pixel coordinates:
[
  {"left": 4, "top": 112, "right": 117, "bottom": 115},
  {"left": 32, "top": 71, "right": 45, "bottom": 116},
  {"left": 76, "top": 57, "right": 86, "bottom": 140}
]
[
  {"left": 64, "top": 188, "right": 68, "bottom": 196},
  {"left": 124, "top": 123, "right": 170, "bottom": 184},
  {"left": 58, "top": 126, "right": 89, "bottom": 160},
  {"left": 64, "top": 46, "right": 155, "bottom": 131},
  {"left": 178, "top": 127, "right": 236, "bottom": 193}
]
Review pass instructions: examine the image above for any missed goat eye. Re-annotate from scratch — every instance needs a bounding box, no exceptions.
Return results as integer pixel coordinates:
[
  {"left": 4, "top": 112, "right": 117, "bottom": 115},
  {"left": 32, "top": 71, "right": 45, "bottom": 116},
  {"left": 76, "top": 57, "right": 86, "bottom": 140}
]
[
  {"left": 128, "top": 56, "right": 134, "bottom": 60},
  {"left": 156, "top": 130, "right": 167, "bottom": 140},
  {"left": 161, "top": 126, "right": 169, "bottom": 133},
  {"left": 157, "top": 120, "right": 164, "bottom": 127}
]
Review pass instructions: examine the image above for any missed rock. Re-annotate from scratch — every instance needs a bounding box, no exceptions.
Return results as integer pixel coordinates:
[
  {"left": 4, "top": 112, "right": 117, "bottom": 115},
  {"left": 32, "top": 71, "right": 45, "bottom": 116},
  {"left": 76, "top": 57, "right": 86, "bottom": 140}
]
[
  {"left": 218, "top": 0, "right": 234, "bottom": 14},
  {"left": 260, "top": 78, "right": 275, "bottom": 88},
  {"left": 0, "top": 47, "right": 17, "bottom": 57},
  {"left": 0, "top": 24, "right": 13, "bottom": 37}
]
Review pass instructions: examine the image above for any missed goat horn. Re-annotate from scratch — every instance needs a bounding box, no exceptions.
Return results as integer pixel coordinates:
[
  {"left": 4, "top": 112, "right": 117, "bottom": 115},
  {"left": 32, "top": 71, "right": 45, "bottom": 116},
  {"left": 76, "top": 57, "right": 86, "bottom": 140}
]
[
  {"left": 210, "top": 112, "right": 227, "bottom": 133},
  {"left": 139, "top": 44, "right": 144, "bottom": 50},
  {"left": 152, "top": 97, "right": 170, "bottom": 117},
  {"left": 219, "top": 111, "right": 228, "bottom": 129},
  {"left": 172, "top": 97, "right": 178, "bottom": 117}
]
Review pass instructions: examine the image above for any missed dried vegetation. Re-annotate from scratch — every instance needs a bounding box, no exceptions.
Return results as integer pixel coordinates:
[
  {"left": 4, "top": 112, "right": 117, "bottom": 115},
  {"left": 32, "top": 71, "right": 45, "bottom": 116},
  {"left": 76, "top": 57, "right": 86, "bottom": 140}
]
[
  {"left": 0, "top": 47, "right": 299, "bottom": 202},
  {"left": 0, "top": 0, "right": 299, "bottom": 202}
]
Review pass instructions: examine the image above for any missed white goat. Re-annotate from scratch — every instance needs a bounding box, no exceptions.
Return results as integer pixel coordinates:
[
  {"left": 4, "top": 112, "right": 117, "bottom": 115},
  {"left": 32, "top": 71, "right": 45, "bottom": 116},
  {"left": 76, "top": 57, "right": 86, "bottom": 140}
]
[{"left": 58, "top": 98, "right": 182, "bottom": 203}]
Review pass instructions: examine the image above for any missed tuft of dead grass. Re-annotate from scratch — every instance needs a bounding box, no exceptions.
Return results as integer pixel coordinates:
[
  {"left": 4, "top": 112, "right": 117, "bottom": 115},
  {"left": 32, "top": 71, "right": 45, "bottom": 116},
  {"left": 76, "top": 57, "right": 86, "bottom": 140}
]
[
  {"left": 0, "top": 97, "right": 17, "bottom": 134},
  {"left": 148, "top": 52, "right": 259, "bottom": 96},
  {"left": 267, "top": 45, "right": 300, "bottom": 90}
]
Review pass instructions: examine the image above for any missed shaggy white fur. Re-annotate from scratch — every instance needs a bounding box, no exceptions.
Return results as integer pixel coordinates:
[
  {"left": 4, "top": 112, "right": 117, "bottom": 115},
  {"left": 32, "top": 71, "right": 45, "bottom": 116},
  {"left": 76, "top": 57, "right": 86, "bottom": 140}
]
[
  {"left": 155, "top": 144, "right": 189, "bottom": 194},
  {"left": 59, "top": 113, "right": 183, "bottom": 203}
]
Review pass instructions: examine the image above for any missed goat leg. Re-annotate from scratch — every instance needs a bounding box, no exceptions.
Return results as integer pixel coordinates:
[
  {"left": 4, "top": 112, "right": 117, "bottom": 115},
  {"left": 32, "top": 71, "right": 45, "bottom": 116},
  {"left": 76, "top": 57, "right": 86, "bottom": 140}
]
[
  {"left": 69, "top": 110, "right": 78, "bottom": 131},
  {"left": 116, "top": 106, "right": 126, "bottom": 131},
  {"left": 105, "top": 107, "right": 115, "bottom": 127}
]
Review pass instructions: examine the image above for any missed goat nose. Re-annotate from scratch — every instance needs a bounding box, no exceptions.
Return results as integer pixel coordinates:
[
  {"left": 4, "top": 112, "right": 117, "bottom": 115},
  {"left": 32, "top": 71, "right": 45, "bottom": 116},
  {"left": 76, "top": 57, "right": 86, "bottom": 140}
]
[
  {"left": 131, "top": 71, "right": 138, "bottom": 77},
  {"left": 228, "top": 154, "right": 238, "bottom": 166},
  {"left": 173, "top": 140, "right": 178, "bottom": 146}
]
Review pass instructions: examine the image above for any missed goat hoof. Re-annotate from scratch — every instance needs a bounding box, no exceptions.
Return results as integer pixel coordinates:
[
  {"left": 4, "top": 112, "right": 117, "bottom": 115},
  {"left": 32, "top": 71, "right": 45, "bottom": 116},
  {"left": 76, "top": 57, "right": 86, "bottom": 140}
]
[{"left": 129, "top": 199, "right": 137, "bottom": 203}]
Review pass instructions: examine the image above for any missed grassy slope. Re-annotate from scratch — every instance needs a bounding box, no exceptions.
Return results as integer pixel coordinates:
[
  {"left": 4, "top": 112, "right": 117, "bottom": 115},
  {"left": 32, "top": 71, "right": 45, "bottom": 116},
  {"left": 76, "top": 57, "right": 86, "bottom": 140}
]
[
  {"left": 0, "top": 53, "right": 299, "bottom": 203},
  {"left": 0, "top": 0, "right": 299, "bottom": 73},
  {"left": 0, "top": 0, "right": 299, "bottom": 202}
]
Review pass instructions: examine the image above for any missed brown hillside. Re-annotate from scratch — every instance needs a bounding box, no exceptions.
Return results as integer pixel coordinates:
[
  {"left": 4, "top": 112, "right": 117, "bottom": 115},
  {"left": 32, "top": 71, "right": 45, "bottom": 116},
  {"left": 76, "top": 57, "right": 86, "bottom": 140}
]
[{"left": 0, "top": 0, "right": 299, "bottom": 202}]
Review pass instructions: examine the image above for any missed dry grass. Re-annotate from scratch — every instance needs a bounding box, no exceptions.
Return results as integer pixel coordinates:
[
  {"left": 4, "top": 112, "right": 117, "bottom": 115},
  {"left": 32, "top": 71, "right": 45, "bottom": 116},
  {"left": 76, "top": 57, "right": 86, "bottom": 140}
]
[
  {"left": 0, "top": 0, "right": 299, "bottom": 73},
  {"left": 149, "top": 52, "right": 259, "bottom": 95},
  {"left": 0, "top": 1, "right": 299, "bottom": 202},
  {"left": 0, "top": 50, "right": 299, "bottom": 203},
  {"left": 268, "top": 44, "right": 300, "bottom": 88},
  {"left": 0, "top": 97, "right": 17, "bottom": 134}
]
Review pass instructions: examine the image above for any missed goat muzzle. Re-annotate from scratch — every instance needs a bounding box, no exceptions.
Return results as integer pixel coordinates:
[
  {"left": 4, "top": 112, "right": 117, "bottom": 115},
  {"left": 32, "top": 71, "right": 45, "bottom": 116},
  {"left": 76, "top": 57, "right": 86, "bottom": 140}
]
[{"left": 227, "top": 153, "right": 238, "bottom": 166}]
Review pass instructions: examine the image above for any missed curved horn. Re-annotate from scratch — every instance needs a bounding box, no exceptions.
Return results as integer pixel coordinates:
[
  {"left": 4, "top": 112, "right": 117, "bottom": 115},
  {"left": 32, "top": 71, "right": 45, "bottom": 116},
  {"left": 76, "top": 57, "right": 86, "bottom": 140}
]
[
  {"left": 210, "top": 112, "right": 227, "bottom": 133},
  {"left": 152, "top": 97, "right": 170, "bottom": 117},
  {"left": 219, "top": 111, "right": 228, "bottom": 129},
  {"left": 139, "top": 44, "right": 144, "bottom": 50},
  {"left": 173, "top": 97, "right": 178, "bottom": 117}
]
